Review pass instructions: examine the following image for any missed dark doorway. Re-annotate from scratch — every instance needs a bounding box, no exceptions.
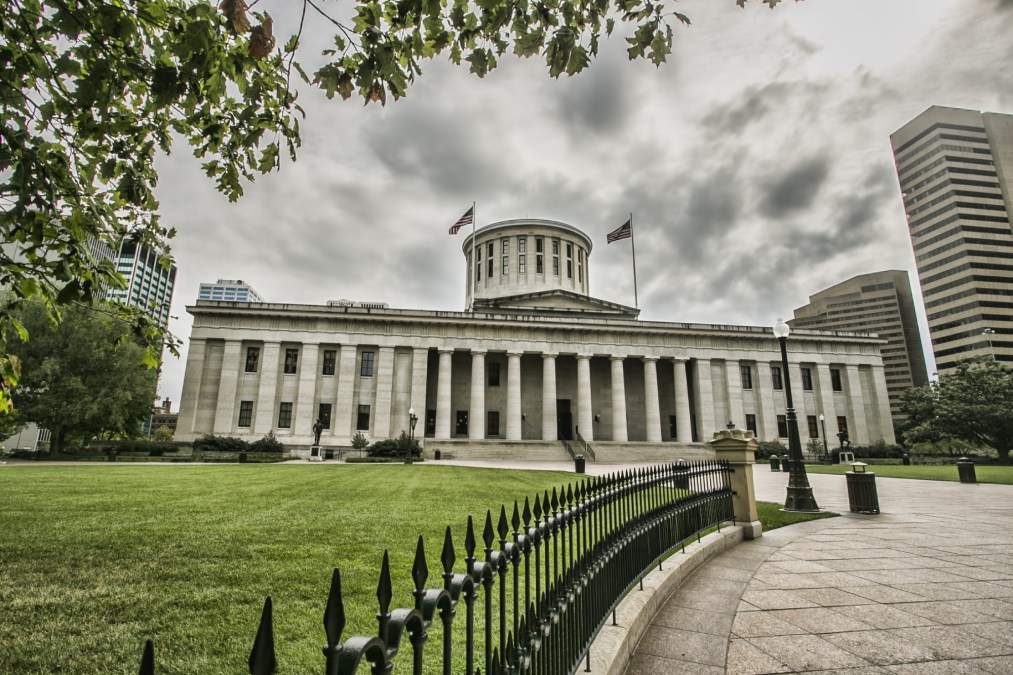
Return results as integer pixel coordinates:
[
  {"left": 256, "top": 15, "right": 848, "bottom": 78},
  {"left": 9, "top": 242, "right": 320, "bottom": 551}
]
[
  {"left": 669, "top": 415, "right": 677, "bottom": 441},
  {"left": 456, "top": 410, "right": 469, "bottom": 436},
  {"left": 425, "top": 409, "right": 436, "bottom": 437},
  {"left": 556, "top": 399, "right": 572, "bottom": 440}
]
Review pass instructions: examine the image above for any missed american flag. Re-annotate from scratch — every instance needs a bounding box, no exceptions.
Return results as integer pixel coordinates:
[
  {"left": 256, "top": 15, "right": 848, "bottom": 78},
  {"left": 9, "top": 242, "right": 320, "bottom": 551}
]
[
  {"left": 448, "top": 206, "right": 474, "bottom": 234},
  {"left": 607, "top": 219, "right": 632, "bottom": 244}
]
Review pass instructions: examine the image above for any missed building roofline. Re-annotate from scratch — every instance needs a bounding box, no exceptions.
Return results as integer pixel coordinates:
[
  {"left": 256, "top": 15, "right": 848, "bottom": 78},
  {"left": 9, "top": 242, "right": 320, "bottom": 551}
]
[{"left": 461, "top": 219, "right": 593, "bottom": 254}]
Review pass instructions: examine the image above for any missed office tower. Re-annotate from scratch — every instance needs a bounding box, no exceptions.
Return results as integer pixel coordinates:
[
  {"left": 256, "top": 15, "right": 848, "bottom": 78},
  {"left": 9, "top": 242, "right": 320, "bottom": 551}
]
[
  {"left": 105, "top": 241, "right": 177, "bottom": 326},
  {"left": 790, "top": 270, "right": 928, "bottom": 422},
  {"left": 197, "top": 279, "right": 265, "bottom": 303},
  {"left": 890, "top": 105, "right": 1013, "bottom": 372}
]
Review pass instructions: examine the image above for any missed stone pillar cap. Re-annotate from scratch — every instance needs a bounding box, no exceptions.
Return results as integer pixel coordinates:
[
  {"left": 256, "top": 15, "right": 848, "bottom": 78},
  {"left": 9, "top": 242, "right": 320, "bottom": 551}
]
[{"left": 711, "top": 428, "right": 756, "bottom": 442}]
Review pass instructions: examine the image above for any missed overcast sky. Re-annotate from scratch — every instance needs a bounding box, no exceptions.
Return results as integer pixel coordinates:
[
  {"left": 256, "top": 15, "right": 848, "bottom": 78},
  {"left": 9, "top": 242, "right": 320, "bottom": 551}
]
[{"left": 153, "top": 0, "right": 1013, "bottom": 406}]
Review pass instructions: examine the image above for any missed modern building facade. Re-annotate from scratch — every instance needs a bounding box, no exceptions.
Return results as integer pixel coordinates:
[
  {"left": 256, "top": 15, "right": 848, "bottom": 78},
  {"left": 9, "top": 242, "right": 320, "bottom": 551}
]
[
  {"left": 891, "top": 106, "right": 1013, "bottom": 373},
  {"left": 175, "top": 219, "right": 896, "bottom": 458},
  {"left": 105, "top": 241, "right": 177, "bottom": 325},
  {"left": 790, "top": 271, "right": 929, "bottom": 423},
  {"left": 198, "top": 279, "right": 265, "bottom": 303}
]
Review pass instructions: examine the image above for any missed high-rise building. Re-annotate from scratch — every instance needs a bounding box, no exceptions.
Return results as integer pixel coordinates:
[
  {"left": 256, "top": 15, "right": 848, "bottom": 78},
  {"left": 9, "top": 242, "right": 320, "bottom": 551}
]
[
  {"left": 197, "top": 279, "right": 265, "bottom": 303},
  {"left": 890, "top": 105, "right": 1013, "bottom": 373},
  {"left": 105, "top": 241, "right": 177, "bottom": 326},
  {"left": 789, "top": 270, "right": 928, "bottom": 422}
]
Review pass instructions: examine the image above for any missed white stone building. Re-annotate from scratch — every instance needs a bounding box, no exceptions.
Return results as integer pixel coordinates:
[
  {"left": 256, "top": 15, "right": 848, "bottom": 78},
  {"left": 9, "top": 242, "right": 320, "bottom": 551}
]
[{"left": 175, "top": 219, "right": 895, "bottom": 459}]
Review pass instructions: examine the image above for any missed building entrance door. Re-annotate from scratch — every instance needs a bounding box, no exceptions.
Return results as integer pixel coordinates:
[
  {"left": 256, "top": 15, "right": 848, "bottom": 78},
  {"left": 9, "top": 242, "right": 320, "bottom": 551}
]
[
  {"left": 455, "top": 411, "right": 469, "bottom": 436},
  {"left": 556, "top": 399, "right": 572, "bottom": 440}
]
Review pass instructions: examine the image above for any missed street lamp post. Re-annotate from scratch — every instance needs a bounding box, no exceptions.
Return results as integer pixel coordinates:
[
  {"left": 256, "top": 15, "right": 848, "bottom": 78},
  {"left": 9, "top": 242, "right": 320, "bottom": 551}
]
[
  {"left": 774, "top": 318, "right": 820, "bottom": 512},
  {"left": 819, "top": 414, "right": 829, "bottom": 464},
  {"left": 983, "top": 328, "right": 996, "bottom": 359},
  {"left": 407, "top": 406, "right": 418, "bottom": 465}
]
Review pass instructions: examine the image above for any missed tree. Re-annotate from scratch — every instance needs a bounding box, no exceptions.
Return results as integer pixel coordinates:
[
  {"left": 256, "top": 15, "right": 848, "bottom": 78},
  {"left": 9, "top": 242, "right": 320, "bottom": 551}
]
[
  {"left": 153, "top": 424, "right": 174, "bottom": 441},
  {"left": 900, "top": 358, "right": 1013, "bottom": 463},
  {"left": 7, "top": 300, "right": 158, "bottom": 453},
  {"left": 0, "top": 0, "right": 795, "bottom": 411}
]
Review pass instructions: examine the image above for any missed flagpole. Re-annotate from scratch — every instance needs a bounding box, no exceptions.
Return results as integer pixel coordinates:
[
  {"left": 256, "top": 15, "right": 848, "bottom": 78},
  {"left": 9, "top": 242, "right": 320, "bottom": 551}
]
[
  {"left": 469, "top": 201, "right": 477, "bottom": 312},
  {"left": 629, "top": 213, "right": 639, "bottom": 308}
]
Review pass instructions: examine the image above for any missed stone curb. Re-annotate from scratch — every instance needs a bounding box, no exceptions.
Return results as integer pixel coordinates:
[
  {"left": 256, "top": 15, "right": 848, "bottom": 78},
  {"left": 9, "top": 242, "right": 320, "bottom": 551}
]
[{"left": 585, "top": 525, "right": 745, "bottom": 674}]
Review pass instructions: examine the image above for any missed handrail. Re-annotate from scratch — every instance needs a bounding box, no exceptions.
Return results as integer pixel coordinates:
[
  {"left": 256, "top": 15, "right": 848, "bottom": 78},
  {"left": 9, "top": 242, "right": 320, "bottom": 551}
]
[{"left": 574, "top": 429, "right": 596, "bottom": 462}]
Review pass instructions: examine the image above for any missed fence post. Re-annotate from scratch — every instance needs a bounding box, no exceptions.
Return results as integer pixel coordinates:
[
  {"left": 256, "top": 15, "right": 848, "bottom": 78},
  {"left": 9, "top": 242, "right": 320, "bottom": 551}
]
[{"left": 708, "top": 429, "right": 762, "bottom": 540}]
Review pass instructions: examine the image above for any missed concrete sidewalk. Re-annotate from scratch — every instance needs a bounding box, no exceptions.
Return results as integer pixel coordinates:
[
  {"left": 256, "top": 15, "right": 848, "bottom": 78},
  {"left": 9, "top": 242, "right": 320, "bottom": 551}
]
[{"left": 625, "top": 469, "right": 1013, "bottom": 674}]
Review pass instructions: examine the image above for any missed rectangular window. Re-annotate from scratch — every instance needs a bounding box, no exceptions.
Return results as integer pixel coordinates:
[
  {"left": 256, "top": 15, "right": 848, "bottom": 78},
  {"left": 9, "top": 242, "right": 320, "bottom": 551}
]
[
  {"left": 322, "top": 350, "right": 336, "bottom": 376},
  {"left": 357, "top": 405, "right": 371, "bottom": 431},
  {"left": 807, "top": 415, "right": 819, "bottom": 439},
  {"left": 360, "top": 351, "right": 374, "bottom": 377},
  {"left": 771, "top": 365, "right": 783, "bottom": 390},
  {"left": 502, "top": 238, "right": 509, "bottom": 275},
  {"left": 488, "top": 362, "right": 500, "bottom": 387},
  {"left": 245, "top": 346, "right": 260, "bottom": 373},
  {"left": 837, "top": 416, "right": 848, "bottom": 434},
  {"left": 577, "top": 249, "right": 583, "bottom": 283},
  {"left": 476, "top": 247, "right": 482, "bottom": 282},
  {"left": 566, "top": 260, "right": 573, "bottom": 278},
  {"left": 238, "top": 401, "right": 254, "bottom": 427},
  {"left": 740, "top": 364, "right": 753, "bottom": 390},
  {"left": 745, "top": 414, "right": 757, "bottom": 435},
  {"left": 552, "top": 239, "right": 559, "bottom": 275},
  {"left": 519, "top": 253, "right": 526, "bottom": 274},
  {"left": 830, "top": 368, "right": 843, "bottom": 392},
  {"left": 801, "top": 367, "right": 813, "bottom": 391},
  {"left": 777, "top": 415, "right": 788, "bottom": 438},
  {"left": 455, "top": 410, "right": 468, "bottom": 436},
  {"left": 487, "top": 411, "right": 500, "bottom": 436},
  {"left": 425, "top": 410, "right": 436, "bottom": 436},
  {"left": 318, "top": 403, "right": 332, "bottom": 429},
  {"left": 519, "top": 237, "right": 526, "bottom": 274},
  {"left": 535, "top": 237, "right": 544, "bottom": 273},
  {"left": 487, "top": 242, "right": 494, "bottom": 277},
  {"left": 278, "top": 402, "right": 293, "bottom": 429},
  {"left": 284, "top": 348, "right": 299, "bottom": 374}
]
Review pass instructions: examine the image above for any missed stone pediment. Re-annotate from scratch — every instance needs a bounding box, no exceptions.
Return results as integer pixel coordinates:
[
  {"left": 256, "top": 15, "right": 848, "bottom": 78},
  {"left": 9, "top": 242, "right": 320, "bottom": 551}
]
[{"left": 472, "top": 290, "right": 640, "bottom": 319}]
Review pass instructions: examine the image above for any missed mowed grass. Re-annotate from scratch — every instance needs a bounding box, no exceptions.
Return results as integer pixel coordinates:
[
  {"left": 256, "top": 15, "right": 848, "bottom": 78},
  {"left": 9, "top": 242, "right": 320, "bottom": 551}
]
[
  {"left": 803, "top": 463, "right": 1013, "bottom": 485},
  {"left": 0, "top": 464, "right": 579, "bottom": 675},
  {"left": 756, "top": 501, "right": 838, "bottom": 530}
]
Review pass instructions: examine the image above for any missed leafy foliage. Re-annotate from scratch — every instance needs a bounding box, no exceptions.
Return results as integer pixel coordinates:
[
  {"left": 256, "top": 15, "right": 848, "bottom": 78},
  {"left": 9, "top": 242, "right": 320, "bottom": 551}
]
[
  {"left": 0, "top": 0, "right": 797, "bottom": 412},
  {"left": 754, "top": 438, "right": 787, "bottom": 460},
  {"left": 366, "top": 431, "right": 421, "bottom": 458},
  {"left": 6, "top": 299, "right": 158, "bottom": 453},
  {"left": 192, "top": 432, "right": 285, "bottom": 453},
  {"left": 350, "top": 431, "right": 369, "bottom": 450},
  {"left": 900, "top": 358, "right": 1013, "bottom": 463},
  {"left": 152, "top": 424, "right": 174, "bottom": 441},
  {"left": 249, "top": 431, "right": 284, "bottom": 453}
]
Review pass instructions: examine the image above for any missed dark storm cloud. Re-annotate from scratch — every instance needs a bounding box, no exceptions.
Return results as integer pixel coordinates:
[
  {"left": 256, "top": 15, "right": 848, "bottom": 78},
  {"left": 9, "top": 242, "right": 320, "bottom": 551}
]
[
  {"left": 701, "top": 82, "right": 794, "bottom": 137},
  {"left": 757, "top": 155, "right": 831, "bottom": 218},
  {"left": 554, "top": 59, "right": 634, "bottom": 136}
]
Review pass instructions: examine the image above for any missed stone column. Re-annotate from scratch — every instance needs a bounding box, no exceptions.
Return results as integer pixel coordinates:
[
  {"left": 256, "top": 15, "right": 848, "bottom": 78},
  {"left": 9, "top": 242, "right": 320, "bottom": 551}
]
[
  {"left": 726, "top": 359, "right": 744, "bottom": 429},
  {"left": 576, "top": 354, "right": 593, "bottom": 442},
  {"left": 610, "top": 356, "right": 628, "bottom": 442},
  {"left": 294, "top": 344, "right": 320, "bottom": 439},
  {"left": 253, "top": 341, "right": 281, "bottom": 434},
  {"left": 643, "top": 357, "right": 662, "bottom": 442},
  {"left": 470, "top": 350, "right": 486, "bottom": 439},
  {"left": 176, "top": 338, "right": 208, "bottom": 435},
  {"left": 213, "top": 339, "right": 243, "bottom": 434},
  {"left": 334, "top": 344, "right": 358, "bottom": 439},
  {"left": 372, "top": 346, "right": 396, "bottom": 439},
  {"left": 506, "top": 351, "right": 523, "bottom": 440},
  {"left": 673, "top": 358, "right": 693, "bottom": 443},
  {"left": 435, "top": 349, "right": 453, "bottom": 440},
  {"left": 755, "top": 361, "right": 776, "bottom": 441},
  {"left": 815, "top": 364, "right": 837, "bottom": 447},
  {"left": 541, "top": 353, "right": 557, "bottom": 441},
  {"left": 410, "top": 347, "right": 429, "bottom": 428},
  {"left": 694, "top": 358, "right": 715, "bottom": 441},
  {"left": 844, "top": 364, "right": 868, "bottom": 444},
  {"left": 870, "top": 364, "right": 896, "bottom": 444},
  {"left": 709, "top": 429, "right": 762, "bottom": 540},
  {"left": 791, "top": 363, "right": 811, "bottom": 441}
]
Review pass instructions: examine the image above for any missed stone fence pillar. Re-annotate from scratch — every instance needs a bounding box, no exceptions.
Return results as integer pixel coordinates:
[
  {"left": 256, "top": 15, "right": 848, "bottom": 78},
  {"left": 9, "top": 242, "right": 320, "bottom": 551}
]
[{"left": 708, "top": 428, "right": 762, "bottom": 540}]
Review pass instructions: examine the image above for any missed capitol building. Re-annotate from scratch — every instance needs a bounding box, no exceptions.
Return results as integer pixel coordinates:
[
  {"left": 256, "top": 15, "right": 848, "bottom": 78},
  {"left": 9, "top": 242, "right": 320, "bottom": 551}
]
[{"left": 175, "top": 219, "right": 895, "bottom": 459}]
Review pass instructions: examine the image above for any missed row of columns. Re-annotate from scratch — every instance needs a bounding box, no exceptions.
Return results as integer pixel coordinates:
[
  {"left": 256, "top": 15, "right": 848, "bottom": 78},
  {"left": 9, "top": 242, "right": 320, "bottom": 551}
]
[{"left": 431, "top": 349, "right": 695, "bottom": 443}]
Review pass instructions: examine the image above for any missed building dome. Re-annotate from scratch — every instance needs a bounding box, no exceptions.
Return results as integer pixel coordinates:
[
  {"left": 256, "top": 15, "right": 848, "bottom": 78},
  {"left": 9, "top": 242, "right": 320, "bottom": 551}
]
[{"left": 461, "top": 219, "right": 593, "bottom": 307}]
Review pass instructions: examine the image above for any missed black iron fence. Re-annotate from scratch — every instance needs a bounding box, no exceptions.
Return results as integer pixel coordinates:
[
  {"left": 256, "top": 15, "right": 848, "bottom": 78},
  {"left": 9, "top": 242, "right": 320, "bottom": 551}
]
[{"left": 138, "top": 460, "right": 733, "bottom": 675}]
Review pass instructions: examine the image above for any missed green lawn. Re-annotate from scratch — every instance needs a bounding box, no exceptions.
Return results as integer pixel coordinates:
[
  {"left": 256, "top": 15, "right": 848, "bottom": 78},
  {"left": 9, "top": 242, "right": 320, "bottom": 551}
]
[
  {"left": 756, "top": 501, "right": 837, "bottom": 530},
  {"left": 803, "top": 463, "right": 1013, "bottom": 485}
]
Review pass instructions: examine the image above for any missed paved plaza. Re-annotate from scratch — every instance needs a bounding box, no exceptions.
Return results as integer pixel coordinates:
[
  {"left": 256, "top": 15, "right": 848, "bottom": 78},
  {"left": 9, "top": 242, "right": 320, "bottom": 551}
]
[{"left": 625, "top": 467, "right": 1013, "bottom": 675}]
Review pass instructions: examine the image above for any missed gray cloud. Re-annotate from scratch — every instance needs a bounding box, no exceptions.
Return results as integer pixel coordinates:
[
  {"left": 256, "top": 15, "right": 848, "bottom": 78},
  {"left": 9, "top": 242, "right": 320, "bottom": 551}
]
[{"left": 758, "top": 155, "right": 832, "bottom": 218}]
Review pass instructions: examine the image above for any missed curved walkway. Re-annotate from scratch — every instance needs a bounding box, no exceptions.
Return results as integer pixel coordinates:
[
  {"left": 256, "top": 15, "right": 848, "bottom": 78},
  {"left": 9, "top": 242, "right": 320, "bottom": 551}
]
[{"left": 625, "top": 469, "right": 1013, "bottom": 674}]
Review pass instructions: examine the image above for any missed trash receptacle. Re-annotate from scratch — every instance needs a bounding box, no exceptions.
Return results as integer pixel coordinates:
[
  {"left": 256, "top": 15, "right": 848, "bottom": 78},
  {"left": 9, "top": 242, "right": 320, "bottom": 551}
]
[
  {"left": 673, "top": 459, "right": 690, "bottom": 489},
  {"left": 239, "top": 452, "right": 247, "bottom": 463},
  {"left": 770, "top": 455, "right": 781, "bottom": 472},
  {"left": 574, "top": 454, "right": 585, "bottom": 474},
  {"left": 831, "top": 450, "right": 840, "bottom": 465},
  {"left": 434, "top": 449, "right": 441, "bottom": 460},
  {"left": 902, "top": 453, "right": 910, "bottom": 466},
  {"left": 957, "top": 457, "right": 977, "bottom": 484},
  {"left": 782, "top": 458, "right": 792, "bottom": 474},
  {"left": 845, "top": 463, "right": 880, "bottom": 514}
]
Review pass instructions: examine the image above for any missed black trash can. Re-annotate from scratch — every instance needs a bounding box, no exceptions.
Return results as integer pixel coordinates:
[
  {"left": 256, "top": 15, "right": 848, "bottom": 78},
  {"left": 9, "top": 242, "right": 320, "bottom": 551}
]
[
  {"left": 239, "top": 452, "right": 247, "bottom": 463},
  {"left": 831, "top": 450, "right": 841, "bottom": 465},
  {"left": 574, "top": 454, "right": 585, "bottom": 474},
  {"left": 956, "top": 457, "right": 977, "bottom": 484},
  {"left": 769, "top": 455, "right": 781, "bottom": 472},
  {"left": 845, "top": 469, "right": 880, "bottom": 514},
  {"left": 782, "top": 458, "right": 792, "bottom": 474},
  {"left": 434, "top": 449, "right": 441, "bottom": 460},
  {"left": 673, "top": 459, "right": 690, "bottom": 489},
  {"left": 902, "top": 453, "right": 910, "bottom": 466}
]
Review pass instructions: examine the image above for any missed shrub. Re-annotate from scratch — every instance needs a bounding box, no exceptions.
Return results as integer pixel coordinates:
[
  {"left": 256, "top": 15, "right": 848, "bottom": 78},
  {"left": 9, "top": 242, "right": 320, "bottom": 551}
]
[
  {"left": 249, "top": 432, "right": 283, "bottom": 453},
  {"left": 849, "top": 439, "right": 904, "bottom": 460},
  {"left": 755, "top": 439, "right": 787, "bottom": 460},
  {"left": 366, "top": 432, "right": 421, "bottom": 459},
  {"left": 192, "top": 434, "right": 249, "bottom": 453}
]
